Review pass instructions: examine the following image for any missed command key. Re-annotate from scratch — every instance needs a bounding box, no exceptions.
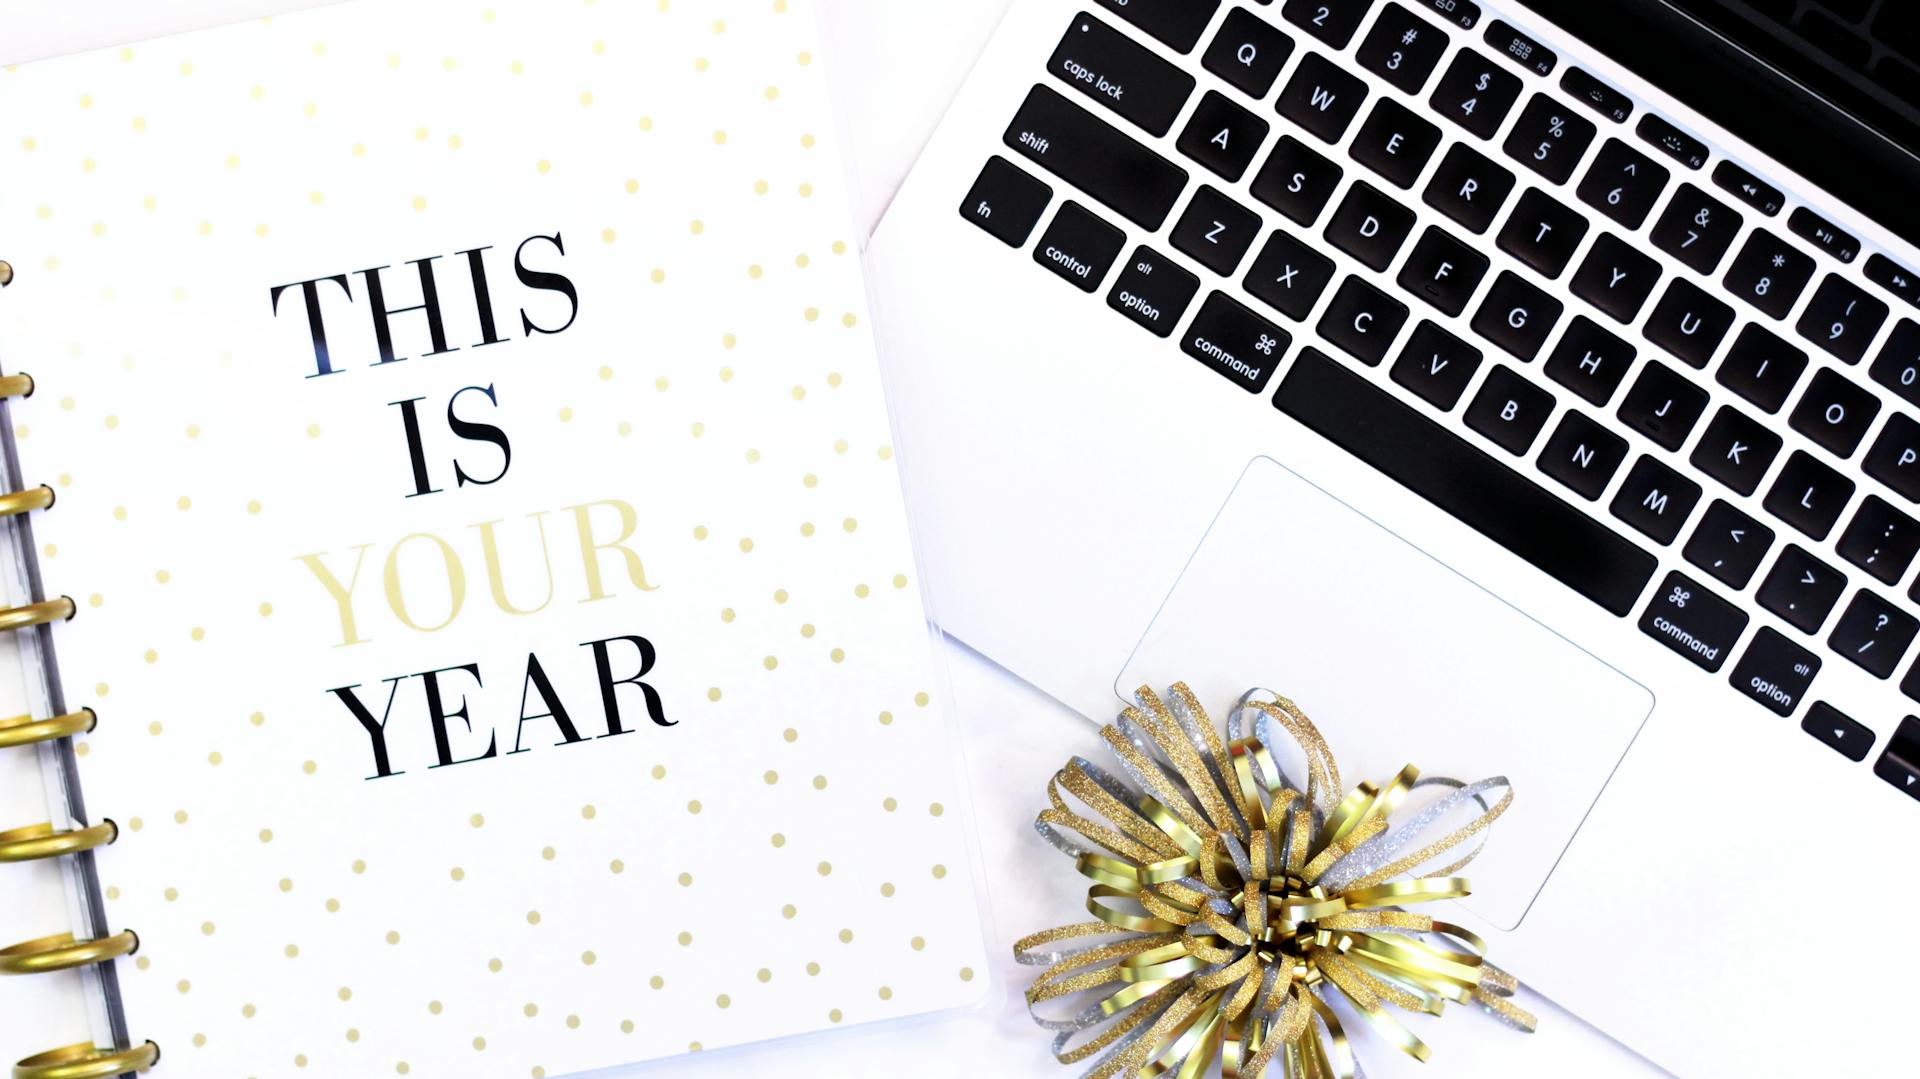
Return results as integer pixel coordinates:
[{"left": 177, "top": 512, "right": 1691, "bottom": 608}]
[{"left": 1638, "top": 571, "right": 1746, "bottom": 673}]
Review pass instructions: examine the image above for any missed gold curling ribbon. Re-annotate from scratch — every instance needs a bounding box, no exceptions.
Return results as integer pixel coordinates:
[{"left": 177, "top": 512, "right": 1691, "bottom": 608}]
[{"left": 1018, "top": 684, "right": 1535, "bottom": 1078}]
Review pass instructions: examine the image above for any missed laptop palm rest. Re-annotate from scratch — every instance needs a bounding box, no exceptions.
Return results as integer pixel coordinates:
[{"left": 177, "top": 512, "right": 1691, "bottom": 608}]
[{"left": 1115, "top": 456, "right": 1654, "bottom": 931}]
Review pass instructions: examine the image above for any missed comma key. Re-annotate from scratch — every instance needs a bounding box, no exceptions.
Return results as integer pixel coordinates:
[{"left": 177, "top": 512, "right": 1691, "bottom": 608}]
[
  {"left": 1638, "top": 571, "right": 1747, "bottom": 673},
  {"left": 1182, "top": 292, "right": 1291, "bottom": 394}
]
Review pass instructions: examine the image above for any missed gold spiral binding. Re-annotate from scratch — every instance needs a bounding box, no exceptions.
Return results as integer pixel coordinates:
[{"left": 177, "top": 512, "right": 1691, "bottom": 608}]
[
  {"left": 0, "top": 485, "right": 52, "bottom": 518},
  {"left": 0, "top": 596, "right": 74, "bottom": 634},
  {"left": 0, "top": 710, "right": 96, "bottom": 750},
  {"left": 0, "top": 931, "right": 137, "bottom": 976},
  {"left": 14, "top": 1041, "right": 159, "bottom": 1079},
  {"left": 0, "top": 822, "right": 117, "bottom": 864},
  {"left": 0, "top": 373, "right": 31, "bottom": 400},
  {"left": 0, "top": 260, "right": 12, "bottom": 286}
]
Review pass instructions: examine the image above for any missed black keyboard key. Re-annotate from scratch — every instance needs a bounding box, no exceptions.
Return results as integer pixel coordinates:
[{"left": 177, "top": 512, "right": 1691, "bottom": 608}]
[
  {"left": 1684, "top": 499, "right": 1774, "bottom": 589},
  {"left": 1544, "top": 315, "right": 1636, "bottom": 405},
  {"left": 1561, "top": 66, "right": 1632, "bottom": 124},
  {"left": 1616, "top": 360, "right": 1707, "bottom": 450},
  {"left": 1391, "top": 320, "right": 1482, "bottom": 410},
  {"left": 1317, "top": 276, "right": 1409, "bottom": 366},
  {"left": 1169, "top": 188, "right": 1261, "bottom": 278},
  {"left": 1649, "top": 184, "right": 1739, "bottom": 275},
  {"left": 1571, "top": 233, "right": 1662, "bottom": 323},
  {"left": 1396, "top": 226, "right": 1490, "bottom": 316},
  {"left": 1576, "top": 138, "right": 1669, "bottom": 229},
  {"left": 1182, "top": 291, "right": 1290, "bottom": 393},
  {"left": 1538, "top": 409, "right": 1629, "bottom": 500},
  {"left": 1107, "top": 246, "right": 1200, "bottom": 338},
  {"left": 1729, "top": 627, "right": 1819, "bottom": 716},
  {"left": 1716, "top": 323, "right": 1808, "bottom": 414},
  {"left": 1803, "top": 701, "right": 1874, "bottom": 762},
  {"left": 959, "top": 157, "right": 1053, "bottom": 247},
  {"left": 1422, "top": 143, "right": 1515, "bottom": 234},
  {"left": 1866, "top": 255, "right": 1920, "bottom": 306},
  {"left": 1690, "top": 405, "right": 1782, "bottom": 496},
  {"left": 1873, "top": 717, "right": 1920, "bottom": 798},
  {"left": 1033, "top": 201, "right": 1127, "bottom": 292},
  {"left": 1276, "top": 52, "right": 1369, "bottom": 143},
  {"left": 1497, "top": 188, "right": 1589, "bottom": 278},
  {"left": 1502, "top": 94, "right": 1595, "bottom": 184},
  {"left": 1283, "top": 0, "right": 1373, "bottom": 48},
  {"left": 1611, "top": 455, "right": 1701, "bottom": 545},
  {"left": 1837, "top": 494, "right": 1920, "bottom": 584},
  {"left": 1639, "top": 571, "right": 1746, "bottom": 671},
  {"left": 1830, "top": 590, "right": 1920, "bottom": 679},
  {"left": 1050, "top": 14, "right": 1199, "bottom": 137},
  {"left": 1787, "top": 206, "right": 1860, "bottom": 263},
  {"left": 1093, "top": 0, "right": 1221, "bottom": 53},
  {"left": 1202, "top": 8, "right": 1296, "bottom": 100},
  {"left": 1484, "top": 18, "right": 1556, "bottom": 77},
  {"left": 1348, "top": 99, "right": 1441, "bottom": 188},
  {"left": 1795, "top": 274, "right": 1889, "bottom": 364},
  {"left": 1637, "top": 112, "right": 1708, "bottom": 170},
  {"left": 1430, "top": 48, "right": 1523, "bottom": 140},
  {"left": 1789, "top": 367, "right": 1880, "bottom": 457},
  {"left": 1177, "top": 91, "right": 1271, "bottom": 182},
  {"left": 1275, "top": 348, "right": 1657, "bottom": 615},
  {"left": 1464, "top": 365, "right": 1554, "bottom": 454},
  {"left": 1356, "top": 3, "right": 1447, "bottom": 94},
  {"left": 1250, "top": 136, "right": 1344, "bottom": 226},
  {"left": 1324, "top": 181, "right": 1415, "bottom": 271},
  {"left": 1864, "top": 413, "right": 1920, "bottom": 501},
  {"left": 1724, "top": 229, "right": 1817, "bottom": 320},
  {"left": 1712, "top": 160, "right": 1783, "bottom": 217},
  {"left": 1765, "top": 451, "right": 1856, "bottom": 540},
  {"left": 1642, "top": 278, "right": 1734, "bottom": 369},
  {"left": 1757, "top": 544, "right": 1848, "bottom": 632},
  {"left": 1870, "top": 320, "right": 1920, "bottom": 408},
  {"left": 1245, "top": 230, "right": 1335, "bottom": 321},
  {"left": 1005, "top": 85, "right": 1191, "bottom": 230},
  {"left": 1471, "top": 271, "right": 1562, "bottom": 361}
]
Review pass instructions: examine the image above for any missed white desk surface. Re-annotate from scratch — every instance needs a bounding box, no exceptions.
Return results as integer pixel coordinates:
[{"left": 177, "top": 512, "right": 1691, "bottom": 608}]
[{"left": 0, "top": 2, "right": 1662, "bottom": 1074}]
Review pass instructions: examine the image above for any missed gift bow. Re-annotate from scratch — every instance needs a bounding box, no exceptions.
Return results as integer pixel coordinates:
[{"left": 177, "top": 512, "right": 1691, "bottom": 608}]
[{"left": 1016, "top": 684, "right": 1535, "bottom": 1079}]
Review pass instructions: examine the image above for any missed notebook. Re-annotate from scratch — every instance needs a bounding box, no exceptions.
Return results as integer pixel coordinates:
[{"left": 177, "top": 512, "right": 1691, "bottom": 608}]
[{"left": 0, "top": 2, "right": 989, "bottom": 1076}]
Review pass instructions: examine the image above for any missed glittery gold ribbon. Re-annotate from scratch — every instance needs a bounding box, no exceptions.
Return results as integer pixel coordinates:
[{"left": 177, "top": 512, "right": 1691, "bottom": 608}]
[{"left": 1017, "top": 684, "right": 1536, "bottom": 1078}]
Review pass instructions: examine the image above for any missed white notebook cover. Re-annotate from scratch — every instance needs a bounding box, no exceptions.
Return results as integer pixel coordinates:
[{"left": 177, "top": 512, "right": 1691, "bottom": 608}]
[{"left": 0, "top": 1, "right": 989, "bottom": 1074}]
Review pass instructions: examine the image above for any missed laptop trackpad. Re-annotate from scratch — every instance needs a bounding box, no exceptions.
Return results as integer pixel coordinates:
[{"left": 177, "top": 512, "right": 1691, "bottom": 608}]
[{"left": 1115, "top": 456, "right": 1653, "bottom": 931}]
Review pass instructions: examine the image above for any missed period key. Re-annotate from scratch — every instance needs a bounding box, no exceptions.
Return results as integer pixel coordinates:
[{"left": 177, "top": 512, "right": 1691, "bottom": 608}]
[{"left": 1639, "top": 571, "right": 1747, "bottom": 672}]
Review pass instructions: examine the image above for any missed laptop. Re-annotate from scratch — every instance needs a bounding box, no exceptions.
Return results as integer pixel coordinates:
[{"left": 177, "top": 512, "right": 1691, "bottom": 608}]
[{"left": 866, "top": 1, "right": 1920, "bottom": 1074}]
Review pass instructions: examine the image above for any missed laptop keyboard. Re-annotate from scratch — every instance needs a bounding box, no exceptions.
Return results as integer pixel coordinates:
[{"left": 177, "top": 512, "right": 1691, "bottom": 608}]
[{"left": 958, "top": 0, "right": 1920, "bottom": 794}]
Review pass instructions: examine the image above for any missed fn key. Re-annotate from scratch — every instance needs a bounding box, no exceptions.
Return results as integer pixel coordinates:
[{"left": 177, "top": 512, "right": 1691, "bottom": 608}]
[{"left": 959, "top": 156, "right": 1052, "bottom": 247}]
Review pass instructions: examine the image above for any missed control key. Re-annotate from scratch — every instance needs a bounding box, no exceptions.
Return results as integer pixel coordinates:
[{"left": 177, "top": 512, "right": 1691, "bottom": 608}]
[{"left": 1638, "top": 571, "right": 1746, "bottom": 673}]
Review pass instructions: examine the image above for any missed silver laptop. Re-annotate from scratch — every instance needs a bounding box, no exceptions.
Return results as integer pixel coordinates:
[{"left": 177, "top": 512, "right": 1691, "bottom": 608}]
[{"left": 867, "top": 0, "right": 1920, "bottom": 1074}]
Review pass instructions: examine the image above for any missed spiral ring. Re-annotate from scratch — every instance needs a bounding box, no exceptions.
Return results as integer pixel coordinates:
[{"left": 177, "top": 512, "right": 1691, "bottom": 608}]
[
  {"left": 0, "top": 931, "right": 137, "bottom": 976},
  {"left": 0, "top": 821, "right": 117, "bottom": 864},
  {"left": 0, "top": 711, "right": 96, "bottom": 751},
  {"left": 13, "top": 1041, "right": 160, "bottom": 1079}
]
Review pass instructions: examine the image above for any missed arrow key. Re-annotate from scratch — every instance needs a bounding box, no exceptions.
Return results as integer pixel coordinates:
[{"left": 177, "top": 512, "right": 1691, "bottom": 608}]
[
  {"left": 1683, "top": 499, "right": 1775, "bottom": 590},
  {"left": 1872, "top": 716, "right": 1920, "bottom": 801},
  {"left": 1801, "top": 701, "right": 1874, "bottom": 762}
]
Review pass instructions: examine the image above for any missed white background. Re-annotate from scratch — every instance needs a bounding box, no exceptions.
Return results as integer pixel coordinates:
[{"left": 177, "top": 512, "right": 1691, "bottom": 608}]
[{"left": 0, "top": 1, "right": 1662, "bottom": 1075}]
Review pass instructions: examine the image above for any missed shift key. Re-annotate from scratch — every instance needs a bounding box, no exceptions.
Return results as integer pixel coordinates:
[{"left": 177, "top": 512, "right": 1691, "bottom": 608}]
[
  {"left": 1049, "top": 13, "right": 1197, "bottom": 137},
  {"left": 1638, "top": 571, "right": 1747, "bottom": 672},
  {"left": 1006, "top": 84, "right": 1190, "bottom": 230}
]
